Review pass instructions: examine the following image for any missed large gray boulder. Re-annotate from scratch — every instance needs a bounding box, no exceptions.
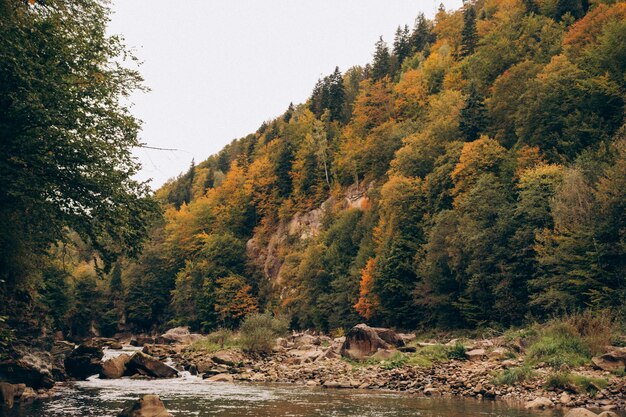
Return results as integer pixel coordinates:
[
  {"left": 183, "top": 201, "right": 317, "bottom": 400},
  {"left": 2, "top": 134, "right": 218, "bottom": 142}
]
[
  {"left": 126, "top": 352, "right": 178, "bottom": 378},
  {"left": 117, "top": 394, "right": 173, "bottom": 417},
  {"left": 340, "top": 324, "right": 391, "bottom": 360}
]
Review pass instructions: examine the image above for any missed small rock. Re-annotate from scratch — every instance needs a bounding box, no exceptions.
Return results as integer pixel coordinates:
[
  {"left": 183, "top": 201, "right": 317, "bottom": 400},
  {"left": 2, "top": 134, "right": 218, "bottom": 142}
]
[
  {"left": 117, "top": 394, "right": 173, "bottom": 417},
  {"left": 466, "top": 349, "right": 486, "bottom": 362},
  {"left": 206, "top": 373, "right": 234, "bottom": 382},
  {"left": 564, "top": 408, "right": 598, "bottom": 417},
  {"left": 524, "top": 397, "right": 553, "bottom": 409}
]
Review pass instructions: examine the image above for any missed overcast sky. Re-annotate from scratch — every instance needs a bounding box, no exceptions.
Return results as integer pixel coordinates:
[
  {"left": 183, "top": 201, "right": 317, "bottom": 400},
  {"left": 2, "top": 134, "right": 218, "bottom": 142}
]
[{"left": 108, "top": 0, "right": 464, "bottom": 188}]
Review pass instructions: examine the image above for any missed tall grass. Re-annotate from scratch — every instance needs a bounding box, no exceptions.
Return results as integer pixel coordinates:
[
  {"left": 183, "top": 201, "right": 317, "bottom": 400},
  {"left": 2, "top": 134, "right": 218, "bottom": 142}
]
[
  {"left": 544, "top": 371, "right": 608, "bottom": 396},
  {"left": 526, "top": 311, "right": 616, "bottom": 368},
  {"left": 493, "top": 365, "right": 535, "bottom": 386}
]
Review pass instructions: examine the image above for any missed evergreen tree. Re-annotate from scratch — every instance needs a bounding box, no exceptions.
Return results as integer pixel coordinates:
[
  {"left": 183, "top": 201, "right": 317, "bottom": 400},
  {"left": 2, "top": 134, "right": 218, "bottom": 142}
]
[
  {"left": 393, "top": 25, "right": 412, "bottom": 66},
  {"left": 411, "top": 13, "right": 435, "bottom": 54},
  {"left": 461, "top": 5, "right": 479, "bottom": 57},
  {"left": 371, "top": 37, "right": 391, "bottom": 81},
  {"left": 327, "top": 67, "right": 346, "bottom": 122},
  {"left": 459, "top": 85, "right": 487, "bottom": 142}
]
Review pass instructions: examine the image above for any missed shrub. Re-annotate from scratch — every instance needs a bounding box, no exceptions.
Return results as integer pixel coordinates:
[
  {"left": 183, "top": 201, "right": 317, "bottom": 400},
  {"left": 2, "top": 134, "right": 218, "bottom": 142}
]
[
  {"left": 447, "top": 342, "right": 467, "bottom": 360},
  {"left": 493, "top": 365, "right": 535, "bottom": 386},
  {"left": 544, "top": 371, "right": 608, "bottom": 396},
  {"left": 239, "top": 313, "right": 289, "bottom": 354}
]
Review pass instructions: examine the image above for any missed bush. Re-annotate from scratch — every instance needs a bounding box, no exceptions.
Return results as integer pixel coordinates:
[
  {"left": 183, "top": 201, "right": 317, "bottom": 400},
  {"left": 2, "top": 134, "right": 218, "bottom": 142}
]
[
  {"left": 544, "top": 371, "right": 608, "bottom": 396},
  {"left": 239, "top": 313, "right": 289, "bottom": 354},
  {"left": 562, "top": 310, "right": 615, "bottom": 356},
  {"left": 493, "top": 365, "right": 535, "bottom": 386},
  {"left": 447, "top": 342, "right": 467, "bottom": 360}
]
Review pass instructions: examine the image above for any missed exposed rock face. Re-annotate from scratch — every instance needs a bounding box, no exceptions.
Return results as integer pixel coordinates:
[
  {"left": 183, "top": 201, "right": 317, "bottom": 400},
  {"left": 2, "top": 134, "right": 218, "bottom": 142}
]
[
  {"left": 159, "top": 327, "right": 202, "bottom": 345},
  {"left": 117, "top": 394, "right": 173, "bottom": 417},
  {"left": 340, "top": 324, "right": 391, "bottom": 360},
  {"left": 100, "top": 354, "right": 132, "bottom": 379},
  {"left": 126, "top": 352, "right": 178, "bottom": 378},
  {"left": 592, "top": 348, "right": 626, "bottom": 373},
  {"left": 64, "top": 344, "right": 103, "bottom": 380}
]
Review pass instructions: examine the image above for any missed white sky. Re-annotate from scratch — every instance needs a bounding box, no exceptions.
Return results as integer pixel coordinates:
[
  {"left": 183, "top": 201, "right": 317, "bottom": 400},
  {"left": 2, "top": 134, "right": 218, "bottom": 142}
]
[{"left": 108, "top": 0, "right": 464, "bottom": 188}]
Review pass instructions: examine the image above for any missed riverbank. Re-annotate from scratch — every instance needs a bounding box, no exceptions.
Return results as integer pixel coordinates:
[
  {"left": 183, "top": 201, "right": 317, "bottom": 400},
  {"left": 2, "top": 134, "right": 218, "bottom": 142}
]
[{"left": 2, "top": 321, "right": 625, "bottom": 414}]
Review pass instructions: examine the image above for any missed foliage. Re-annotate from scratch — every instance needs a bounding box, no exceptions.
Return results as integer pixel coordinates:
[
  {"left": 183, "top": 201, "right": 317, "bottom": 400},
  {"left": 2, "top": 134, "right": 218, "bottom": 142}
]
[
  {"left": 526, "top": 321, "right": 592, "bottom": 368},
  {"left": 239, "top": 313, "right": 289, "bottom": 354}
]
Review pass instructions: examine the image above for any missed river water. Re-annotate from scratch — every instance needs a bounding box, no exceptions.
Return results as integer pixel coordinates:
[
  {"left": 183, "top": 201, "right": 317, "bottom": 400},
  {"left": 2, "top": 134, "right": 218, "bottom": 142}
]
[{"left": 1, "top": 348, "right": 621, "bottom": 417}]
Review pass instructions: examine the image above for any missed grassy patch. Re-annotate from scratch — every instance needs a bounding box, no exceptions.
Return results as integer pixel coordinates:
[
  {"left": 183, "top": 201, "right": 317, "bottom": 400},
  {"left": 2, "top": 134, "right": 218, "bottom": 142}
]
[
  {"left": 527, "top": 322, "right": 591, "bottom": 368},
  {"left": 189, "top": 328, "right": 240, "bottom": 353},
  {"left": 493, "top": 365, "right": 535, "bottom": 386},
  {"left": 544, "top": 371, "right": 608, "bottom": 396}
]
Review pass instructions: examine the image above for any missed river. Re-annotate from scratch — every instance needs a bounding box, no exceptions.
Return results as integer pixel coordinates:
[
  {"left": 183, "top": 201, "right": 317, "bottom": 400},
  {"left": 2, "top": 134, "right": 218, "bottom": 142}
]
[
  {"left": 2, "top": 376, "right": 600, "bottom": 417},
  {"left": 1, "top": 347, "right": 621, "bottom": 417}
]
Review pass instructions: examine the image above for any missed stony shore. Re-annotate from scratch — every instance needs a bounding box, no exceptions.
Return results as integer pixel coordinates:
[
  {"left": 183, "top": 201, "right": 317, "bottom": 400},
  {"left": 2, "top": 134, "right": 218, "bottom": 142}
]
[{"left": 2, "top": 325, "right": 625, "bottom": 415}]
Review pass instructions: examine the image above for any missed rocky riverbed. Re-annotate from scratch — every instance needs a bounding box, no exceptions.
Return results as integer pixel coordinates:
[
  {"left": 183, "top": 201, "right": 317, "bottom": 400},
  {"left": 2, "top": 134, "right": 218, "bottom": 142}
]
[{"left": 1, "top": 324, "right": 625, "bottom": 415}]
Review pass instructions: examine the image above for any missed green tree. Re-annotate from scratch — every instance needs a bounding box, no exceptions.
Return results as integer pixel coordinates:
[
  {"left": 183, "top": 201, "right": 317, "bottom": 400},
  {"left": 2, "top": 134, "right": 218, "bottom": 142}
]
[
  {"left": 371, "top": 37, "right": 391, "bottom": 81},
  {"left": 0, "top": 0, "right": 158, "bottom": 289},
  {"left": 461, "top": 5, "right": 479, "bottom": 57},
  {"left": 459, "top": 85, "right": 488, "bottom": 142}
]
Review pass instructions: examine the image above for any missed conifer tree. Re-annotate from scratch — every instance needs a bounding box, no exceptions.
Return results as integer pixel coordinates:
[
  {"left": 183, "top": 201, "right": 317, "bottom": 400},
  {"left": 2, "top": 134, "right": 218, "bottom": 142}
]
[
  {"left": 393, "top": 25, "right": 412, "bottom": 66},
  {"left": 371, "top": 37, "right": 391, "bottom": 81},
  {"left": 459, "top": 85, "right": 487, "bottom": 141},
  {"left": 461, "top": 5, "right": 478, "bottom": 57},
  {"left": 411, "top": 13, "right": 435, "bottom": 54}
]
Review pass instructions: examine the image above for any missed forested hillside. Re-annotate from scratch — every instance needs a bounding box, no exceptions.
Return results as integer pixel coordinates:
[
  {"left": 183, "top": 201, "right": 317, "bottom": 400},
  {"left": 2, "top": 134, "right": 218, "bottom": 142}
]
[
  {"left": 3, "top": 0, "right": 625, "bottom": 345},
  {"left": 132, "top": 0, "right": 626, "bottom": 333}
]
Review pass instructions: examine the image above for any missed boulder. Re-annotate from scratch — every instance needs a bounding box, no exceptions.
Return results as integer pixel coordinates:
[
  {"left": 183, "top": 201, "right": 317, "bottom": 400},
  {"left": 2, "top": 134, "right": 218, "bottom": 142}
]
[
  {"left": 564, "top": 409, "right": 598, "bottom": 417},
  {"left": 100, "top": 354, "right": 132, "bottom": 379},
  {"left": 592, "top": 347, "right": 626, "bottom": 373},
  {"left": 159, "top": 327, "right": 202, "bottom": 345},
  {"left": 372, "top": 328, "right": 405, "bottom": 347},
  {"left": 0, "top": 382, "right": 24, "bottom": 408},
  {"left": 126, "top": 352, "right": 178, "bottom": 379},
  {"left": 0, "top": 352, "right": 56, "bottom": 388},
  {"left": 64, "top": 344, "right": 103, "bottom": 380},
  {"left": 211, "top": 350, "right": 245, "bottom": 367},
  {"left": 206, "top": 373, "right": 234, "bottom": 382},
  {"left": 524, "top": 397, "right": 553, "bottom": 409},
  {"left": 117, "top": 394, "right": 173, "bottom": 417},
  {"left": 340, "top": 324, "right": 391, "bottom": 360},
  {"left": 598, "top": 413, "right": 619, "bottom": 417}
]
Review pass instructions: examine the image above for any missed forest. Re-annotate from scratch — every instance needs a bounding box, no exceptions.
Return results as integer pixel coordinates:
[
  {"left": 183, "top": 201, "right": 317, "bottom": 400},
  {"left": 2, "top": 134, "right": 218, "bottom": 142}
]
[{"left": 1, "top": 0, "right": 625, "bottom": 350}]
